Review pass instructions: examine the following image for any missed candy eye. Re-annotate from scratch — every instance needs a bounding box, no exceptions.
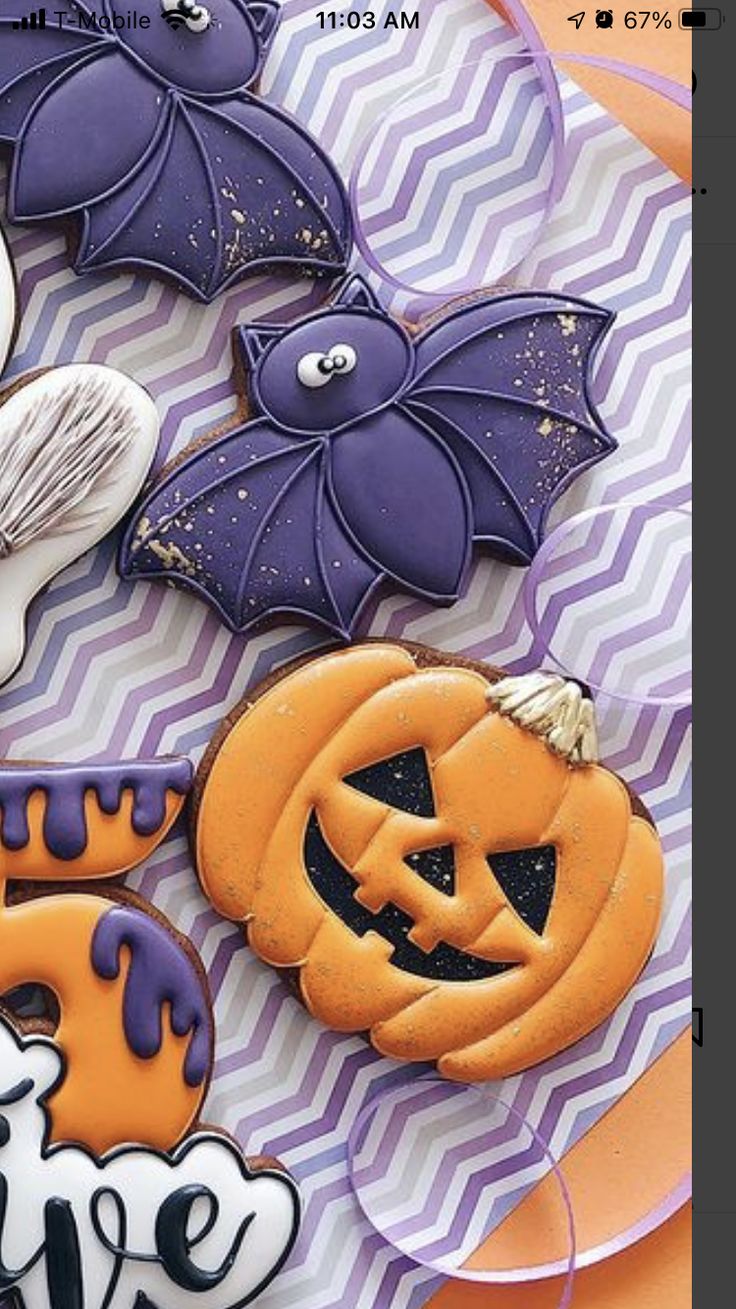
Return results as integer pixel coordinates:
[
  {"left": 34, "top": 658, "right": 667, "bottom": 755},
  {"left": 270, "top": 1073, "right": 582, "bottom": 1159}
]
[
  {"left": 297, "top": 353, "right": 334, "bottom": 389},
  {"left": 297, "top": 344, "right": 359, "bottom": 389},
  {"left": 162, "top": 0, "right": 212, "bottom": 32},
  {"left": 330, "top": 344, "right": 357, "bottom": 375}
]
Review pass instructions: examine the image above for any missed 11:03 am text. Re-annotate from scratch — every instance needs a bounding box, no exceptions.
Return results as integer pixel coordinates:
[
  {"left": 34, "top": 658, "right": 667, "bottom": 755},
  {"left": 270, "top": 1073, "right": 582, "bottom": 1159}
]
[{"left": 317, "top": 11, "right": 420, "bottom": 29}]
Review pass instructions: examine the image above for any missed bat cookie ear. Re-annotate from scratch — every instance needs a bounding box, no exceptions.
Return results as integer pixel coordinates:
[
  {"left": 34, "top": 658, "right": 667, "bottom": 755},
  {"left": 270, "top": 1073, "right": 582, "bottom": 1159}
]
[
  {"left": 248, "top": 0, "right": 280, "bottom": 47},
  {"left": 238, "top": 323, "right": 284, "bottom": 374},
  {"left": 334, "top": 274, "right": 383, "bottom": 312}
]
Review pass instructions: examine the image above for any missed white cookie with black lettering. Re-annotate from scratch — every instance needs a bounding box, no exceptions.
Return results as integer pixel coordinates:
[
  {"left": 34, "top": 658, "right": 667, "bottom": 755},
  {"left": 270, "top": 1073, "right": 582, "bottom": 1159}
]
[{"left": 0, "top": 1013, "right": 300, "bottom": 1309}]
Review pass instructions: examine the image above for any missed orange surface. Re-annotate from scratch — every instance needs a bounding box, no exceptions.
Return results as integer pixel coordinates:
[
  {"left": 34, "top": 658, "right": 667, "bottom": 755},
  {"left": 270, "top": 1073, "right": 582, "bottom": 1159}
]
[
  {"left": 489, "top": 0, "right": 692, "bottom": 181},
  {"left": 425, "top": 1031, "right": 691, "bottom": 1308},
  {"left": 427, "top": 1205, "right": 691, "bottom": 1309}
]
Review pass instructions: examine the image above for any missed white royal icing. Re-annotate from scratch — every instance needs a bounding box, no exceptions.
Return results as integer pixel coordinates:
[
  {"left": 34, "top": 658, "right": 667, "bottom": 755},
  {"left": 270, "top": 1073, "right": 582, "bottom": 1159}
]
[
  {"left": 297, "top": 342, "right": 358, "bottom": 388},
  {"left": 0, "top": 365, "right": 159, "bottom": 688},
  {"left": 0, "top": 230, "right": 16, "bottom": 377},
  {"left": 162, "top": 0, "right": 213, "bottom": 32},
  {"left": 0, "top": 1014, "right": 300, "bottom": 1309}
]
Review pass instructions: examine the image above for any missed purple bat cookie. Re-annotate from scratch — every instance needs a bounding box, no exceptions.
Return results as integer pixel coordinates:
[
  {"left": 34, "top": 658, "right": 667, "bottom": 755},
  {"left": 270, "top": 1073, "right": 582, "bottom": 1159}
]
[
  {"left": 119, "top": 274, "right": 617, "bottom": 638},
  {"left": 0, "top": 0, "right": 351, "bottom": 300}
]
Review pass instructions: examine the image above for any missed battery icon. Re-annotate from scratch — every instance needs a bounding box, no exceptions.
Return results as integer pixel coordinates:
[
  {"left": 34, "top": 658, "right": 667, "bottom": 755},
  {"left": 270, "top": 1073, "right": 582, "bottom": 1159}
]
[{"left": 680, "top": 8, "right": 722, "bottom": 27}]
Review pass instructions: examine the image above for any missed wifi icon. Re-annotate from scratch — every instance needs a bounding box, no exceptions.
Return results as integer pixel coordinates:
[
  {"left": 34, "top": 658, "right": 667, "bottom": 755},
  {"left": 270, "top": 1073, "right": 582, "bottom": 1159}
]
[{"left": 161, "top": 0, "right": 211, "bottom": 33}]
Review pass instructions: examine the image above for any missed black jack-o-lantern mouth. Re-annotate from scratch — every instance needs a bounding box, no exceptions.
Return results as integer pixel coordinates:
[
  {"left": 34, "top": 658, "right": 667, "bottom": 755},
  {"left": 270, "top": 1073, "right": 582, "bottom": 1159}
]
[{"left": 302, "top": 747, "right": 558, "bottom": 984}]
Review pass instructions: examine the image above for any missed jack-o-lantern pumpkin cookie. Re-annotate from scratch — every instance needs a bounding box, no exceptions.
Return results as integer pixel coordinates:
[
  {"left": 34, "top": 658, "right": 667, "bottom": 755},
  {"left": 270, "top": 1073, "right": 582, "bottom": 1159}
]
[{"left": 194, "top": 643, "right": 664, "bottom": 1082}]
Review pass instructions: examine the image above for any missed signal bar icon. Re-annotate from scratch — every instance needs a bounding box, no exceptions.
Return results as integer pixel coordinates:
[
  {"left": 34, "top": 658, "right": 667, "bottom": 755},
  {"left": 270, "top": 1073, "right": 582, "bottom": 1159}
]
[{"left": 12, "top": 7, "right": 47, "bottom": 29}]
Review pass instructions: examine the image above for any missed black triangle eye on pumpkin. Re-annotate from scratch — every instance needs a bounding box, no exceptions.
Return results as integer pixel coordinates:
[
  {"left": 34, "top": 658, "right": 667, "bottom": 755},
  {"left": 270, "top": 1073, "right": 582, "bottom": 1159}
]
[
  {"left": 344, "top": 747, "right": 436, "bottom": 818},
  {"left": 195, "top": 642, "right": 664, "bottom": 1083},
  {"left": 489, "top": 846, "right": 557, "bottom": 937},
  {"left": 347, "top": 747, "right": 556, "bottom": 936}
]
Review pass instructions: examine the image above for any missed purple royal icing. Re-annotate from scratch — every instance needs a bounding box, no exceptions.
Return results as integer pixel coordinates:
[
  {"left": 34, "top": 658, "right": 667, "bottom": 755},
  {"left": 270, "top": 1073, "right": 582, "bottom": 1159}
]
[
  {"left": 0, "top": 0, "right": 351, "bottom": 301},
  {"left": 0, "top": 758, "right": 193, "bottom": 861},
  {"left": 91, "top": 904, "right": 212, "bottom": 1088},
  {"left": 119, "top": 274, "right": 617, "bottom": 639}
]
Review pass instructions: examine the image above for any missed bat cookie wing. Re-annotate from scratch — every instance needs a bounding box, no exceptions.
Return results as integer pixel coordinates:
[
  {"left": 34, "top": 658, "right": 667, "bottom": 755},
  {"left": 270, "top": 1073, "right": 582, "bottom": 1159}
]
[
  {"left": 407, "top": 293, "right": 617, "bottom": 561},
  {"left": 0, "top": 6, "right": 107, "bottom": 146},
  {"left": 1, "top": 2, "right": 351, "bottom": 300},
  {"left": 78, "top": 96, "right": 351, "bottom": 301},
  {"left": 121, "top": 421, "right": 381, "bottom": 639}
]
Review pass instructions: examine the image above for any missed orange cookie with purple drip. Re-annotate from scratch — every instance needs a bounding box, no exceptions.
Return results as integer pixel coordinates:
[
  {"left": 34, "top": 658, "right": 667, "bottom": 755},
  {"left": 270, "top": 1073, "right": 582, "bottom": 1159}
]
[
  {"left": 0, "top": 755, "right": 210, "bottom": 1153},
  {"left": 194, "top": 642, "right": 664, "bottom": 1081},
  {"left": 0, "top": 757, "right": 304, "bottom": 1306}
]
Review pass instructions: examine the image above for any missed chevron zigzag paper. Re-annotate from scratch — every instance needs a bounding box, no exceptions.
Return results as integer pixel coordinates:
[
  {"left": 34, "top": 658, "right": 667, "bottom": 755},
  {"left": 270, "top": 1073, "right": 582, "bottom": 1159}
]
[{"left": 0, "top": 1, "right": 690, "bottom": 1305}]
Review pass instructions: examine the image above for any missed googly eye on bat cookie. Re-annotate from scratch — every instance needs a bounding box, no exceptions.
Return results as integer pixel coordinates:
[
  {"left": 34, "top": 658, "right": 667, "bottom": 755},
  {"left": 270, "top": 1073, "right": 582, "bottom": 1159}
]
[
  {"left": 194, "top": 642, "right": 664, "bottom": 1083},
  {"left": 0, "top": 363, "right": 159, "bottom": 688}
]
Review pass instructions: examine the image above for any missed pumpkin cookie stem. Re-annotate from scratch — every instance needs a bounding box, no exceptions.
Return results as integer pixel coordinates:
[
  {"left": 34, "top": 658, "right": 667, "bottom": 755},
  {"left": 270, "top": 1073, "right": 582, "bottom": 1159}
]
[{"left": 487, "top": 673, "right": 600, "bottom": 766}]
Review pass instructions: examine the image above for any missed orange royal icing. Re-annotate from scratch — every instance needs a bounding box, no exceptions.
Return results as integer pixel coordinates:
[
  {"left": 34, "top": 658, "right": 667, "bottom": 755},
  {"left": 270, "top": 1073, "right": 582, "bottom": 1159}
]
[
  {"left": 0, "top": 761, "right": 207, "bottom": 1153},
  {"left": 196, "top": 644, "right": 664, "bottom": 1081}
]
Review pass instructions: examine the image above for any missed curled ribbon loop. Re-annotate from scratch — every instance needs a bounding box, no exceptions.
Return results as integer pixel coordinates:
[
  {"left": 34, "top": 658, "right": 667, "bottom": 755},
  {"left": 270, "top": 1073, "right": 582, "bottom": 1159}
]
[
  {"left": 348, "top": 1078, "right": 578, "bottom": 1305},
  {"left": 349, "top": 2, "right": 691, "bottom": 307},
  {"left": 524, "top": 503, "right": 692, "bottom": 709},
  {"left": 347, "top": 1076, "right": 691, "bottom": 1299},
  {"left": 349, "top": 50, "right": 561, "bottom": 307}
]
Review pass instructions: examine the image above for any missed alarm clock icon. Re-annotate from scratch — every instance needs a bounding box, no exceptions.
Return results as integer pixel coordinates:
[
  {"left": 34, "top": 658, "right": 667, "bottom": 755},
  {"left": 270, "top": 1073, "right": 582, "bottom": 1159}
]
[{"left": 596, "top": 9, "right": 614, "bottom": 26}]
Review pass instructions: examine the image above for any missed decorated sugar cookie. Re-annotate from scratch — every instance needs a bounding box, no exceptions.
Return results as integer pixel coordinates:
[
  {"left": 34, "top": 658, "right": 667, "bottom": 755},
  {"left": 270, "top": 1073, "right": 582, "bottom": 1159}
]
[
  {"left": 0, "top": 363, "right": 159, "bottom": 687},
  {"left": 194, "top": 643, "right": 664, "bottom": 1082},
  {"left": 0, "top": 755, "right": 216, "bottom": 1154},
  {"left": 0, "top": 1013, "right": 300, "bottom": 1309},
  {"left": 0, "top": 758, "right": 302, "bottom": 1304},
  {"left": 0, "top": 0, "right": 351, "bottom": 300},
  {"left": 120, "top": 275, "right": 616, "bottom": 639}
]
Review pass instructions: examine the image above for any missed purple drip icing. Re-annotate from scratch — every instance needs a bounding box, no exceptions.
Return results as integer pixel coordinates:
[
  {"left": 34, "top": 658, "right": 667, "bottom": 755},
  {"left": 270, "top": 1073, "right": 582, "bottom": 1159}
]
[
  {"left": 0, "top": 758, "right": 193, "bottom": 861},
  {"left": 91, "top": 905, "right": 212, "bottom": 1090}
]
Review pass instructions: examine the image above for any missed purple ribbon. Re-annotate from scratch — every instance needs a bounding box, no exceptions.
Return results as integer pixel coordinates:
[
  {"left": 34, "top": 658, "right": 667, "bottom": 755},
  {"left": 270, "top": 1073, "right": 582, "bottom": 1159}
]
[
  {"left": 347, "top": 1078, "right": 577, "bottom": 1304},
  {"left": 349, "top": 0, "right": 691, "bottom": 301},
  {"left": 500, "top": 0, "right": 691, "bottom": 109},
  {"left": 524, "top": 503, "right": 692, "bottom": 709},
  {"left": 346, "top": 1076, "right": 691, "bottom": 1297}
]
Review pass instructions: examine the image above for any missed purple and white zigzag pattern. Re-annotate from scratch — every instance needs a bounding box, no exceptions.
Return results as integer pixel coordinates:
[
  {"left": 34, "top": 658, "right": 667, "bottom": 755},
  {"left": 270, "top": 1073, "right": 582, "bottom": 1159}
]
[{"left": 0, "top": 1, "right": 690, "bottom": 1305}]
